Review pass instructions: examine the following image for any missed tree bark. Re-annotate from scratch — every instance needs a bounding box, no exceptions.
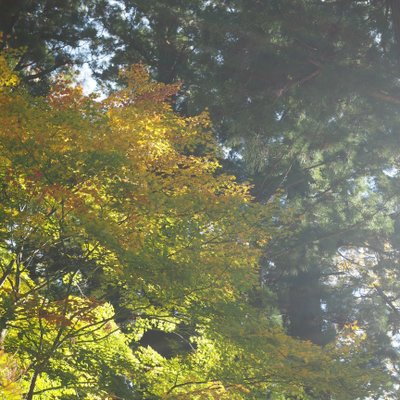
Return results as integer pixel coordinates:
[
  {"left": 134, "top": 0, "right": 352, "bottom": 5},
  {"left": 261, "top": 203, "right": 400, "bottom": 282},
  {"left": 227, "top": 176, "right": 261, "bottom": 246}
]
[{"left": 25, "top": 368, "right": 40, "bottom": 400}]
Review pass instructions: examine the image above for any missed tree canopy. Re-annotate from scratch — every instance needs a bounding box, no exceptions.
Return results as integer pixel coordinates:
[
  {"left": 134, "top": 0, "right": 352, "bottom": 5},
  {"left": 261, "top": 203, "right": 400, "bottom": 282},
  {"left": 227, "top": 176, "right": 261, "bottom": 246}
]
[{"left": 2, "top": 1, "right": 400, "bottom": 398}]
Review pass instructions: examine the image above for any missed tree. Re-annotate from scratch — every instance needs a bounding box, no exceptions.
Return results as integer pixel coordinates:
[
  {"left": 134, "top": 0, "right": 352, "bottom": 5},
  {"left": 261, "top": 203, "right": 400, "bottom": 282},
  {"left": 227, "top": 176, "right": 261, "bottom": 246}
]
[
  {"left": 80, "top": 3, "right": 400, "bottom": 395},
  {"left": 0, "top": 0, "right": 103, "bottom": 94},
  {"left": 0, "top": 52, "right": 386, "bottom": 398}
]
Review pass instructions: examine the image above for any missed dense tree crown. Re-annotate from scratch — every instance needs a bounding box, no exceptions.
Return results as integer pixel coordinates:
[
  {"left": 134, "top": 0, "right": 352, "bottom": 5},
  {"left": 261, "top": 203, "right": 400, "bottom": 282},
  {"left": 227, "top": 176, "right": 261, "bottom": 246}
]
[
  {"left": 1, "top": 54, "right": 383, "bottom": 399},
  {"left": 2, "top": 0, "right": 400, "bottom": 398}
]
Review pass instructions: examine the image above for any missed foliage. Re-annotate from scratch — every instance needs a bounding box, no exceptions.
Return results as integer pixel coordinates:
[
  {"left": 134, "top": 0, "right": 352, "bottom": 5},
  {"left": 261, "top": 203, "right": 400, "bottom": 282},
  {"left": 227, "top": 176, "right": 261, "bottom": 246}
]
[
  {"left": 0, "top": 53, "right": 387, "bottom": 398},
  {"left": 0, "top": 350, "right": 22, "bottom": 400},
  {"left": 4, "top": 0, "right": 400, "bottom": 397},
  {"left": 0, "top": 0, "right": 103, "bottom": 94},
  {"left": 76, "top": 4, "right": 400, "bottom": 396}
]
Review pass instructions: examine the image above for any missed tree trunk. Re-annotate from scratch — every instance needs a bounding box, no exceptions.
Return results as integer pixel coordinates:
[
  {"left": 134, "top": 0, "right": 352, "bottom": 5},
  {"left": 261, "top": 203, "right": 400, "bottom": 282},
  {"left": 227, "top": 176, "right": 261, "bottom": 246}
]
[{"left": 25, "top": 369, "right": 40, "bottom": 400}]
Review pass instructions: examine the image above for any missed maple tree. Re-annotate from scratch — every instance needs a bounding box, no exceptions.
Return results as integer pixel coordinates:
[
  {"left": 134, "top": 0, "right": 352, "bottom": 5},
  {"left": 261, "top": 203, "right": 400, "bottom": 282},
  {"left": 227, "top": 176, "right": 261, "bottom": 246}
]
[
  {"left": 86, "top": 4, "right": 400, "bottom": 391},
  {"left": 0, "top": 52, "right": 387, "bottom": 398},
  {"left": 4, "top": 2, "right": 400, "bottom": 364},
  {"left": 4, "top": 1, "right": 400, "bottom": 397}
]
